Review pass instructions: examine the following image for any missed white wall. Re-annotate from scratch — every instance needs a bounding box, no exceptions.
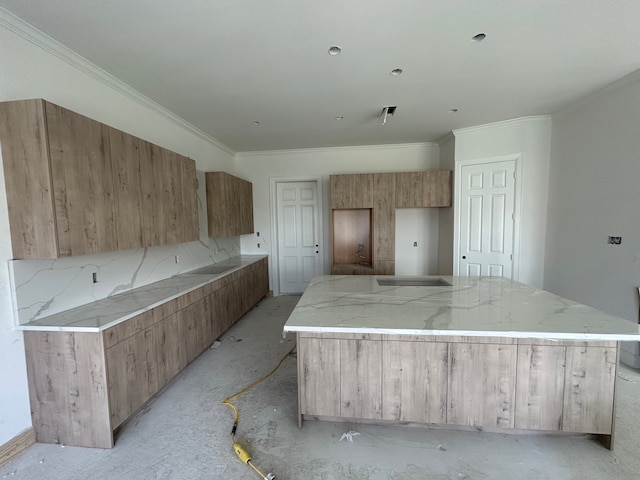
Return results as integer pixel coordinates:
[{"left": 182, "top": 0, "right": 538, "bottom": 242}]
[
  {"left": 437, "top": 133, "right": 456, "bottom": 274},
  {"left": 235, "top": 143, "right": 441, "bottom": 290},
  {"left": 395, "top": 208, "right": 440, "bottom": 275},
  {"left": 545, "top": 71, "right": 640, "bottom": 367},
  {"left": 0, "top": 13, "right": 236, "bottom": 446},
  {"left": 453, "top": 116, "right": 552, "bottom": 287}
]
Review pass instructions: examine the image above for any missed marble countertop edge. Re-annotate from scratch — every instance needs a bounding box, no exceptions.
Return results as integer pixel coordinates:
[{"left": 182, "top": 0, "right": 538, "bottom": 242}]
[{"left": 282, "top": 325, "right": 640, "bottom": 341}]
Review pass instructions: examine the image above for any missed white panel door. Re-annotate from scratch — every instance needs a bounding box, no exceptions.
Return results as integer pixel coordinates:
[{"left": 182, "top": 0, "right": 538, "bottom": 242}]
[
  {"left": 458, "top": 161, "right": 515, "bottom": 278},
  {"left": 277, "top": 181, "right": 321, "bottom": 294}
]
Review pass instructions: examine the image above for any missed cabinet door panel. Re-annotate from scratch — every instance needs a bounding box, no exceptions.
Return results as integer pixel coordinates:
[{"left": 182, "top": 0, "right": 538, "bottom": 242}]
[
  {"left": 515, "top": 345, "right": 565, "bottom": 431},
  {"left": 330, "top": 174, "right": 373, "bottom": 209},
  {"left": 448, "top": 343, "right": 517, "bottom": 428},
  {"left": 298, "top": 337, "right": 341, "bottom": 417},
  {"left": 373, "top": 173, "right": 395, "bottom": 265},
  {"left": 155, "top": 312, "right": 186, "bottom": 387},
  {"left": 45, "top": 102, "right": 117, "bottom": 256},
  {"left": 382, "top": 341, "right": 447, "bottom": 423},
  {"left": 0, "top": 99, "right": 58, "bottom": 259},
  {"left": 109, "top": 128, "right": 144, "bottom": 250},
  {"left": 563, "top": 346, "right": 616, "bottom": 434},
  {"left": 340, "top": 339, "right": 382, "bottom": 419},
  {"left": 106, "top": 327, "right": 157, "bottom": 428},
  {"left": 395, "top": 172, "right": 423, "bottom": 208}
]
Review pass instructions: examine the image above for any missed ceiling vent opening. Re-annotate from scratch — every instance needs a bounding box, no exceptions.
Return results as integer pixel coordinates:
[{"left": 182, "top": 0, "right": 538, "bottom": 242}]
[{"left": 380, "top": 105, "right": 397, "bottom": 125}]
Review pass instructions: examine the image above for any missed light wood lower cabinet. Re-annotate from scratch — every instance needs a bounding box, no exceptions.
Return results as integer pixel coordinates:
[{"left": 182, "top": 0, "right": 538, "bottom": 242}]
[
  {"left": 297, "top": 333, "right": 619, "bottom": 448},
  {"left": 24, "top": 258, "right": 269, "bottom": 448}
]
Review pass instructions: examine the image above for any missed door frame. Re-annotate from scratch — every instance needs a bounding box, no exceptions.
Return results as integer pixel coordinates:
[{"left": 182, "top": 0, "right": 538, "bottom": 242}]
[
  {"left": 453, "top": 154, "right": 523, "bottom": 280},
  {"left": 270, "top": 176, "right": 324, "bottom": 296}
]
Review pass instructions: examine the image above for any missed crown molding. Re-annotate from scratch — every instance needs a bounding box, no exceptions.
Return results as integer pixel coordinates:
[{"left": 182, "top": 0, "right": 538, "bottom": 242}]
[
  {"left": 553, "top": 68, "right": 640, "bottom": 120},
  {"left": 437, "top": 131, "right": 455, "bottom": 145},
  {"left": 453, "top": 115, "right": 552, "bottom": 137},
  {"left": 236, "top": 141, "right": 439, "bottom": 158},
  {"left": 0, "top": 7, "right": 235, "bottom": 156}
]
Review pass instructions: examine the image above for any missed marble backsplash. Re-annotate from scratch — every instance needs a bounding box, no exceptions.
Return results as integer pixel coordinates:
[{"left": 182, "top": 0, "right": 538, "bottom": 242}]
[{"left": 8, "top": 170, "right": 243, "bottom": 325}]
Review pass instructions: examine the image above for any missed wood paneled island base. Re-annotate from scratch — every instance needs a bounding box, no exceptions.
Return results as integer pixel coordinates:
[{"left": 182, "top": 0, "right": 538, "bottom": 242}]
[
  {"left": 296, "top": 332, "right": 619, "bottom": 449},
  {"left": 284, "top": 275, "right": 640, "bottom": 450}
]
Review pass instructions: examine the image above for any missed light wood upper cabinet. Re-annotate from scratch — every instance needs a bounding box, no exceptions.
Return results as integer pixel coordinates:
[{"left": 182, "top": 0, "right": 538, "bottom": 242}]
[
  {"left": 205, "top": 172, "right": 254, "bottom": 237},
  {"left": 395, "top": 170, "right": 451, "bottom": 208},
  {"left": 0, "top": 99, "right": 199, "bottom": 259},
  {"left": 330, "top": 174, "right": 374, "bottom": 209}
]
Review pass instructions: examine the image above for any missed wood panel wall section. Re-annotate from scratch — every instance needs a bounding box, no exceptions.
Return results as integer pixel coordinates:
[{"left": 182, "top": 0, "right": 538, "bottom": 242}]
[
  {"left": 0, "top": 99, "right": 199, "bottom": 259},
  {"left": 23, "top": 258, "right": 269, "bottom": 448},
  {"left": 297, "top": 333, "right": 619, "bottom": 448},
  {"left": 205, "top": 172, "right": 254, "bottom": 237},
  {"left": 329, "top": 170, "right": 451, "bottom": 275}
]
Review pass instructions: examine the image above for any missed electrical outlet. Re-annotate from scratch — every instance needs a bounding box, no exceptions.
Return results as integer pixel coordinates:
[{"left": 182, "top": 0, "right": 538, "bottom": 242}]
[
  {"left": 175, "top": 255, "right": 180, "bottom": 263},
  {"left": 413, "top": 242, "right": 418, "bottom": 247},
  {"left": 92, "top": 272, "right": 99, "bottom": 283},
  {"left": 608, "top": 236, "right": 622, "bottom": 245},
  {"left": 256, "top": 232, "right": 260, "bottom": 237},
  {"left": 257, "top": 243, "right": 261, "bottom": 248}
]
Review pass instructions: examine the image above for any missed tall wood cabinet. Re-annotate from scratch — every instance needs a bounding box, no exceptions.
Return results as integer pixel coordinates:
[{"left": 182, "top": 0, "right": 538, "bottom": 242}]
[
  {"left": 330, "top": 170, "right": 452, "bottom": 275},
  {"left": 205, "top": 172, "right": 254, "bottom": 237},
  {"left": 0, "top": 99, "right": 199, "bottom": 259}
]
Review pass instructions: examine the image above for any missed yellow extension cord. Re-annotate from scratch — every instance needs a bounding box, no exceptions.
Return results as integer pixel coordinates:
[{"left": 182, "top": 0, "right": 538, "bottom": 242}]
[{"left": 222, "top": 343, "right": 297, "bottom": 479}]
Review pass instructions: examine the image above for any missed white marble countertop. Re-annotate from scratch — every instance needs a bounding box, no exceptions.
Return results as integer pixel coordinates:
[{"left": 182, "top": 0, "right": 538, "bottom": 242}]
[
  {"left": 18, "top": 255, "right": 268, "bottom": 332},
  {"left": 283, "top": 275, "right": 640, "bottom": 341}
]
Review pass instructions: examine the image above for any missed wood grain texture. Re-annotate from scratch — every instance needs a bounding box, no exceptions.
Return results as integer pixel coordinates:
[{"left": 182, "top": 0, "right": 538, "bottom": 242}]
[
  {"left": 45, "top": 101, "right": 117, "bottom": 256},
  {"left": 0, "top": 99, "right": 58, "bottom": 259},
  {"left": 330, "top": 174, "right": 374, "bottom": 209},
  {"left": 382, "top": 340, "right": 448, "bottom": 423},
  {"left": 340, "top": 339, "right": 382, "bottom": 420},
  {"left": 430, "top": 170, "right": 452, "bottom": 207},
  {"left": 109, "top": 127, "right": 144, "bottom": 250},
  {"left": 0, "top": 427, "right": 35, "bottom": 468},
  {"left": 206, "top": 172, "right": 254, "bottom": 237},
  {"left": 372, "top": 173, "right": 395, "bottom": 267},
  {"left": 299, "top": 337, "right": 341, "bottom": 417},
  {"left": 24, "top": 331, "right": 112, "bottom": 448},
  {"left": 447, "top": 343, "right": 517, "bottom": 428},
  {"left": 562, "top": 346, "right": 617, "bottom": 434},
  {"left": 106, "top": 327, "right": 157, "bottom": 428},
  {"left": 180, "top": 155, "right": 199, "bottom": 242},
  {"left": 154, "top": 311, "right": 186, "bottom": 388},
  {"left": 395, "top": 172, "right": 423, "bottom": 208},
  {"left": 515, "top": 345, "right": 566, "bottom": 430},
  {"left": 332, "top": 209, "right": 372, "bottom": 266},
  {"left": 103, "top": 310, "right": 155, "bottom": 349}
]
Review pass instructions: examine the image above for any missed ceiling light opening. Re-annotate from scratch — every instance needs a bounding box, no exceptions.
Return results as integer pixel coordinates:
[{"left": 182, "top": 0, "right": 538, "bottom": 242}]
[
  {"left": 471, "top": 33, "right": 487, "bottom": 42},
  {"left": 251, "top": 121, "right": 261, "bottom": 125},
  {"left": 448, "top": 109, "right": 458, "bottom": 113},
  {"left": 390, "top": 68, "right": 403, "bottom": 76},
  {"left": 335, "top": 115, "right": 344, "bottom": 120},
  {"left": 328, "top": 46, "right": 342, "bottom": 56}
]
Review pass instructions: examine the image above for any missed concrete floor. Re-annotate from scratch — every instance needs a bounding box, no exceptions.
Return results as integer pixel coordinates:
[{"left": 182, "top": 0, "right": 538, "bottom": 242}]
[{"left": 2, "top": 295, "right": 640, "bottom": 480}]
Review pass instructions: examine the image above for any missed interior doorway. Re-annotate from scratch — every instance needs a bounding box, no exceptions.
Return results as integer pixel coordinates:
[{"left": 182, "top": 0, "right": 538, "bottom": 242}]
[
  {"left": 455, "top": 157, "right": 520, "bottom": 278},
  {"left": 272, "top": 179, "right": 323, "bottom": 295}
]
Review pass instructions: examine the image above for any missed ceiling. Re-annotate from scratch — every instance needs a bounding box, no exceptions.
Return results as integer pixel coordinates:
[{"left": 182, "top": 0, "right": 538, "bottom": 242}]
[{"left": 2, "top": 0, "right": 639, "bottom": 152}]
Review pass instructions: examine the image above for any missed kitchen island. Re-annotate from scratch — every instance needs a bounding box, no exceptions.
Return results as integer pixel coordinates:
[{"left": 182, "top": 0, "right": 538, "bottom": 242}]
[{"left": 283, "top": 275, "right": 640, "bottom": 449}]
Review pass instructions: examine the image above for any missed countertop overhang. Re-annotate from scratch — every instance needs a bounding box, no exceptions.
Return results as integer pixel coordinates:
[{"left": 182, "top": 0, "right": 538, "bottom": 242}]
[
  {"left": 18, "top": 255, "right": 268, "bottom": 332},
  {"left": 283, "top": 275, "right": 640, "bottom": 341}
]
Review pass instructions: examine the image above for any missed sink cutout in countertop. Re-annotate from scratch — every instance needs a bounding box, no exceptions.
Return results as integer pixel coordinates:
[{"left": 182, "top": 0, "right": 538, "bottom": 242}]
[{"left": 376, "top": 277, "right": 452, "bottom": 287}]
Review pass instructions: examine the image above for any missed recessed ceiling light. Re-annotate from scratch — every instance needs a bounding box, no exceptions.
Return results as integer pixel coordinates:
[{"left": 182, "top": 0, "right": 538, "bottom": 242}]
[
  {"left": 449, "top": 109, "right": 458, "bottom": 113},
  {"left": 335, "top": 115, "right": 344, "bottom": 120},
  {"left": 390, "top": 68, "right": 403, "bottom": 76},
  {"left": 251, "top": 121, "right": 260, "bottom": 125},
  {"left": 328, "top": 46, "right": 342, "bottom": 56},
  {"left": 471, "top": 33, "right": 486, "bottom": 42}
]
